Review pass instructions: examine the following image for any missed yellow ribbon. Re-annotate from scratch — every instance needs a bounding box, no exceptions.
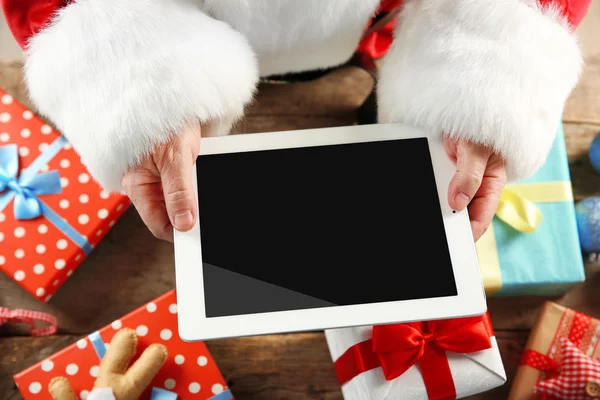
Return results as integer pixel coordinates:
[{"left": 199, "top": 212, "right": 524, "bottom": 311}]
[{"left": 476, "top": 181, "right": 573, "bottom": 296}]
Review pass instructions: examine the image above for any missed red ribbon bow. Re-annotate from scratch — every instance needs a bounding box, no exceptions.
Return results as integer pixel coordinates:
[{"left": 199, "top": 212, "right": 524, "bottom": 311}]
[
  {"left": 335, "top": 314, "right": 493, "bottom": 400},
  {"left": 0, "top": 307, "right": 58, "bottom": 336}
]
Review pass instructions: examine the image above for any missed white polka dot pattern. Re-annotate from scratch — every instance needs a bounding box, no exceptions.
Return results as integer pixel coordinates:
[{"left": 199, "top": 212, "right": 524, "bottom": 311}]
[
  {"left": 28, "top": 382, "right": 42, "bottom": 394},
  {"left": 160, "top": 329, "right": 172, "bottom": 341},
  {"left": 41, "top": 360, "right": 54, "bottom": 372},
  {"left": 1, "top": 94, "right": 13, "bottom": 104},
  {"left": 66, "top": 364, "right": 79, "bottom": 375},
  {"left": 136, "top": 325, "right": 149, "bottom": 337},
  {"left": 189, "top": 382, "right": 201, "bottom": 394},
  {"left": 164, "top": 379, "right": 176, "bottom": 390},
  {"left": 0, "top": 91, "right": 132, "bottom": 303},
  {"left": 212, "top": 383, "right": 224, "bottom": 394}
]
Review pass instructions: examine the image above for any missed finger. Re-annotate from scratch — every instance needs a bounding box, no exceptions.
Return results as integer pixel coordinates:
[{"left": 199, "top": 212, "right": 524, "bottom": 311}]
[
  {"left": 125, "top": 344, "right": 168, "bottom": 396},
  {"left": 448, "top": 142, "right": 492, "bottom": 211},
  {"left": 468, "top": 176, "right": 505, "bottom": 241},
  {"left": 159, "top": 150, "right": 197, "bottom": 232},
  {"left": 49, "top": 377, "right": 78, "bottom": 400},
  {"left": 99, "top": 328, "right": 138, "bottom": 376},
  {"left": 123, "top": 173, "right": 173, "bottom": 241}
]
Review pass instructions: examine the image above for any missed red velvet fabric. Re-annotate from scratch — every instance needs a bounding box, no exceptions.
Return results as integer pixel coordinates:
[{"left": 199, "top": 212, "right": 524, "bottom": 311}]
[
  {"left": 540, "top": 0, "right": 592, "bottom": 28},
  {"left": 1, "top": 0, "right": 68, "bottom": 49},
  {"left": 0, "top": 0, "right": 592, "bottom": 53}
]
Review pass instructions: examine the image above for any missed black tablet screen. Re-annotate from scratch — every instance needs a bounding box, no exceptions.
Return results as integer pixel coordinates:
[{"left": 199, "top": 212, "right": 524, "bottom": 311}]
[{"left": 197, "top": 138, "right": 457, "bottom": 318}]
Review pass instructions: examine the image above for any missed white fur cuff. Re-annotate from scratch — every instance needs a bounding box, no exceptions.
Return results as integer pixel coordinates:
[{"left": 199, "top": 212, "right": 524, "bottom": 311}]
[
  {"left": 25, "top": 0, "right": 259, "bottom": 191},
  {"left": 377, "top": 0, "right": 582, "bottom": 181}
]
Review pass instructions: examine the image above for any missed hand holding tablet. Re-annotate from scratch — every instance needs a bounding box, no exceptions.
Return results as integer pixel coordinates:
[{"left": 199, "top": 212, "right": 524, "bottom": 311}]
[{"left": 174, "top": 123, "right": 487, "bottom": 341}]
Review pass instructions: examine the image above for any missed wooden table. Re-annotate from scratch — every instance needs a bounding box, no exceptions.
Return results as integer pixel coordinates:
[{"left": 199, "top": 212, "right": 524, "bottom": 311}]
[{"left": 2, "top": 19, "right": 600, "bottom": 400}]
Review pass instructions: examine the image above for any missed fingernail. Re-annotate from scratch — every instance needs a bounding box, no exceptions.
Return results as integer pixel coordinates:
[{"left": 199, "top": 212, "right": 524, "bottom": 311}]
[
  {"left": 454, "top": 192, "right": 470, "bottom": 210},
  {"left": 174, "top": 211, "right": 193, "bottom": 229}
]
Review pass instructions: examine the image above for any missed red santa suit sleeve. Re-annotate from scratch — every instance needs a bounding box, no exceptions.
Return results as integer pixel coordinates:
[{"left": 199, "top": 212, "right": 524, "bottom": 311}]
[
  {"left": 1, "top": 0, "right": 258, "bottom": 191},
  {"left": 377, "top": 0, "right": 591, "bottom": 181}
]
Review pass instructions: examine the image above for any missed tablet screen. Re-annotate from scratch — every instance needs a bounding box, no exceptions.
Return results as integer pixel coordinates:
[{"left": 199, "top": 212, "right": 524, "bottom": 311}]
[{"left": 197, "top": 137, "right": 457, "bottom": 318}]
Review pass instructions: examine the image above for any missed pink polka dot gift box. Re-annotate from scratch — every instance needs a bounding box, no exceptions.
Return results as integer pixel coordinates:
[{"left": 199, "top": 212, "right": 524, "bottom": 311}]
[
  {"left": 0, "top": 89, "right": 130, "bottom": 301},
  {"left": 14, "top": 290, "right": 234, "bottom": 400}
]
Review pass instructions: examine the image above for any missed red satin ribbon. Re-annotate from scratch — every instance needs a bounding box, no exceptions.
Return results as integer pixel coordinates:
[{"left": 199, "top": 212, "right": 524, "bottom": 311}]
[
  {"left": 334, "top": 313, "right": 493, "bottom": 400},
  {"left": 0, "top": 307, "right": 58, "bottom": 336}
]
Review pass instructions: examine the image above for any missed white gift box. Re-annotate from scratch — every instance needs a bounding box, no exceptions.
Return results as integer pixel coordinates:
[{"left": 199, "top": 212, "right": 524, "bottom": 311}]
[{"left": 325, "top": 316, "right": 507, "bottom": 399}]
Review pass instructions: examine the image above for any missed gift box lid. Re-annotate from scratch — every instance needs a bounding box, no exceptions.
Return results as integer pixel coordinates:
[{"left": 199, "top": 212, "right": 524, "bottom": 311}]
[{"left": 14, "top": 290, "right": 233, "bottom": 400}]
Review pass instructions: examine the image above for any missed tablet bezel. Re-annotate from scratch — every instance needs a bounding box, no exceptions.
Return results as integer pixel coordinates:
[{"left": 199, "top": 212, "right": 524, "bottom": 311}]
[{"left": 174, "top": 123, "right": 486, "bottom": 341}]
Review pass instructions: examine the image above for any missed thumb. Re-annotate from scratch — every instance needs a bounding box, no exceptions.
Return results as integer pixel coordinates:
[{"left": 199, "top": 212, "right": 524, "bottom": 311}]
[
  {"left": 448, "top": 141, "right": 492, "bottom": 211},
  {"left": 159, "top": 147, "right": 197, "bottom": 232}
]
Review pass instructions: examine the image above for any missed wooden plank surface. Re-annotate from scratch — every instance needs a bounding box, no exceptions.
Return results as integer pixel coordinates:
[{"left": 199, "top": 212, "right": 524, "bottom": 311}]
[{"left": 2, "top": 4, "right": 600, "bottom": 398}]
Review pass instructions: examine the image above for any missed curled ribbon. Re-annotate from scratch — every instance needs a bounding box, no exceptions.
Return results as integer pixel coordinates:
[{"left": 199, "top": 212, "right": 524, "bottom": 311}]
[
  {"left": 0, "top": 140, "right": 93, "bottom": 255},
  {"left": 0, "top": 307, "right": 58, "bottom": 336},
  {"left": 334, "top": 314, "right": 493, "bottom": 400}
]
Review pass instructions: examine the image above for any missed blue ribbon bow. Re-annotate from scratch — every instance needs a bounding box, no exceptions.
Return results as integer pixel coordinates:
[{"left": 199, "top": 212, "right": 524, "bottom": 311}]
[
  {"left": 0, "top": 144, "right": 62, "bottom": 219},
  {"left": 0, "top": 138, "right": 92, "bottom": 255}
]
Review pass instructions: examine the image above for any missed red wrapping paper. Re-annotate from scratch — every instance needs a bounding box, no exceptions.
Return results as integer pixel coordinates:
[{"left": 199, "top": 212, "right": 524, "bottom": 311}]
[
  {"left": 0, "top": 89, "right": 130, "bottom": 301},
  {"left": 14, "top": 290, "right": 233, "bottom": 400}
]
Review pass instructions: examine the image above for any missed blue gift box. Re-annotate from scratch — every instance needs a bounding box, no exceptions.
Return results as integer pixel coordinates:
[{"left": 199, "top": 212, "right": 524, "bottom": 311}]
[{"left": 477, "top": 124, "right": 585, "bottom": 296}]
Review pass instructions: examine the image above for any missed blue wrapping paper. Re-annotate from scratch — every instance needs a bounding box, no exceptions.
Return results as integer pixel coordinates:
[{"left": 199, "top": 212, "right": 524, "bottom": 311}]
[{"left": 489, "top": 124, "right": 585, "bottom": 296}]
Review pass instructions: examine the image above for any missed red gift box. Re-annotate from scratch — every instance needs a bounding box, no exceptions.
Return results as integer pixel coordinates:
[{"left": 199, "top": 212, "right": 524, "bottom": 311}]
[
  {"left": 0, "top": 89, "right": 130, "bottom": 301},
  {"left": 14, "top": 290, "right": 234, "bottom": 400}
]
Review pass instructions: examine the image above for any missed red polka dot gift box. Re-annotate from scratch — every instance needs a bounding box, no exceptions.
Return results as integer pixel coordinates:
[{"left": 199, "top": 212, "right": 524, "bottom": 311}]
[
  {"left": 0, "top": 89, "right": 130, "bottom": 301},
  {"left": 14, "top": 290, "right": 234, "bottom": 400}
]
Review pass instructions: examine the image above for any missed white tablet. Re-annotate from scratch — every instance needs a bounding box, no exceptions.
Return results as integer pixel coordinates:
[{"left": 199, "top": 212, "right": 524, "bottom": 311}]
[{"left": 174, "top": 123, "right": 486, "bottom": 341}]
